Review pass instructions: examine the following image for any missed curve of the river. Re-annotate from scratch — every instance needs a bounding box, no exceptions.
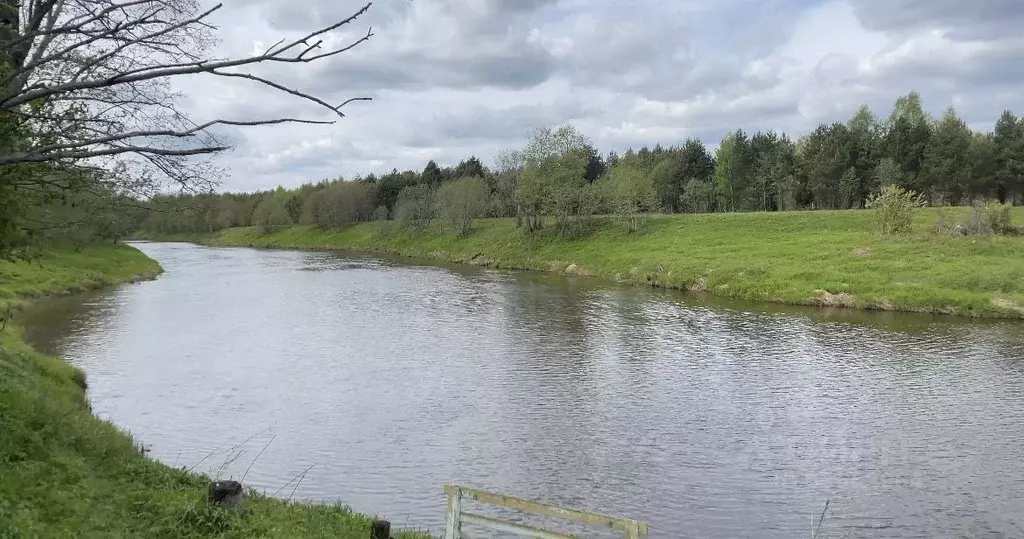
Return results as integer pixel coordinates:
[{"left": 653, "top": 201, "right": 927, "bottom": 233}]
[{"left": 21, "top": 241, "right": 1024, "bottom": 538}]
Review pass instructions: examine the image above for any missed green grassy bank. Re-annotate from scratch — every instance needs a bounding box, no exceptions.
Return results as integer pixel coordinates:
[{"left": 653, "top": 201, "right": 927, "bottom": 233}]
[
  {"left": 149, "top": 207, "right": 1024, "bottom": 319},
  {"left": 0, "top": 245, "right": 428, "bottom": 538}
]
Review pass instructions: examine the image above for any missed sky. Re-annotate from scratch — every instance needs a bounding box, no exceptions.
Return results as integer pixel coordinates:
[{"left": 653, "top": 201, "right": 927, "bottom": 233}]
[{"left": 175, "top": 0, "right": 1024, "bottom": 192}]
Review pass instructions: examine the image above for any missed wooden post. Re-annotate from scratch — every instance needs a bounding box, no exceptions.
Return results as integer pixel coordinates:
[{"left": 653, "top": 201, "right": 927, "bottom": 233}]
[
  {"left": 370, "top": 519, "right": 391, "bottom": 539},
  {"left": 443, "top": 485, "right": 462, "bottom": 539}
]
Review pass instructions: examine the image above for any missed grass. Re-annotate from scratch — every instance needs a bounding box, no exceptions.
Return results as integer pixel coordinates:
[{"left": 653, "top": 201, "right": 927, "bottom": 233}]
[
  {"left": 149, "top": 207, "right": 1024, "bottom": 319},
  {"left": 0, "top": 244, "right": 163, "bottom": 313},
  {"left": 0, "top": 244, "right": 431, "bottom": 538}
]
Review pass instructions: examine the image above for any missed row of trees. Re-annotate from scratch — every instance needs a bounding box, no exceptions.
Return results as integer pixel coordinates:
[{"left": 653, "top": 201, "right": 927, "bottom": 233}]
[{"left": 139, "top": 91, "right": 1024, "bottom": 238}]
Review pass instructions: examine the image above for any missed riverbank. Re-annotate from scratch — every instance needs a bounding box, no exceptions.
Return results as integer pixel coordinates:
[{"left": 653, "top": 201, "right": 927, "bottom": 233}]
[
  {"left": 0, "top": 244, "right": 429, "bottom": 538},
  {"left": 141, "top": 207, "right": 1024, "bottom": 319}
]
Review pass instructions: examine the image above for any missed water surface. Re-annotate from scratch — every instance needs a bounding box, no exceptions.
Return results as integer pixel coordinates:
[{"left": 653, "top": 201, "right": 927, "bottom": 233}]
[{"left": 22, "top": 241, "right": 1024, "bottom": 538}]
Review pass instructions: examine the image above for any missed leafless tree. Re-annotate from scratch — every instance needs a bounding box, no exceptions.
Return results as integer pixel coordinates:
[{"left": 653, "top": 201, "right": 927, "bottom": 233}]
[{"left": 0, "top": 0, "right": 374, "bottom": 193}]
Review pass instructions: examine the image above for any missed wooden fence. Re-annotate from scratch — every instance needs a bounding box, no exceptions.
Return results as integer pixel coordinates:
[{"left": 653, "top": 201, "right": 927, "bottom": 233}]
[{"left": 443, "top": 484, "right": 648, "bottom": 539}]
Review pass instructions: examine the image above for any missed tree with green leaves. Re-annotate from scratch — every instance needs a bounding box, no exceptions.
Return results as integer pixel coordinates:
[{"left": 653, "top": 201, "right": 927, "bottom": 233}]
[
  {"left": 516, "top": 125, "right": 592, "bottom": 234},
  {"left": 435, "top": 176, "right": 490, "bottom": 236},
  {"left": 873, "top": 158, "right": 904, "bottom": 190},
  {"left": 304, "top": 181, "right": 376, "bottom": 228},
  {"left": 968, "top": 133, "right": 998, "bottom": 200},
  {"left": 846, "top": 105, "right": 884, "bottom": 207},
  {"left": 284, "top": 194, "right": 304, "bottom": 224},
  {"left": 886, "top": 92, "right": 933, "bottom": 193},
  {"left": 253, "top": 196, "right": 291, "bottom": 234},
  {"left": 749, "top": 131, "right": 795, "bottom": 211},
  {"left": 421, "top": 160, "right": 444, "bottom": 187},
  {"left": 714, "top": 132, "right": 749, "bottom": 212},
  {"left": 680, "top": 179, "right": 714, "bottom": 213},
  {"left": 453, "top": 156, "right": 487, "bottom": 179},
  {"left": 583, "top": 144, "right": 607, "bottom": 183},
  {"left": 839, "top": 167, "right": 860, "bottom": 209},
  {"left": 395, "top": 184, "right": 436, "bottom": 231},
  {"left": 992, "top": 110, "right": 1024, "bottom": 204},
  {"left": 920, "top": 108, "right": 973, "bottom": 204},
  {"left": 887, "top": 91, "right": 931, "bottom": 128},
  {"left": 678, "top": 139, "right": 716, "bottom": 183},
  {"left": 492, "top": 149, "right": 524, "bottom": 221},
  {"left": 602, "top": 161, "right": 658, "bottom": 232},
  {"left": 649, "top": 155, "right": 686, "bottom": 212},
  {"left": 800, "top": 123, "right": 851, "bottom": 209}
]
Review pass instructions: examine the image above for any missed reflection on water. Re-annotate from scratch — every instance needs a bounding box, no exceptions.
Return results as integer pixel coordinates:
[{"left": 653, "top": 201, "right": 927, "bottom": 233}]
[{"left": 20, "top": 241, "right": 1024, "bottom": 538}]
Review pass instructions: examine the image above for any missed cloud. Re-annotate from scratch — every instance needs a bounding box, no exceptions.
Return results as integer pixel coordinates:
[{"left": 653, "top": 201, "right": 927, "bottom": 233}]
[
  {"left": 164, "top": 0, "right": 1024, "bottom": 191},
  {"left": 848, "top": 0, "right": 1024, "bottom": 39}
]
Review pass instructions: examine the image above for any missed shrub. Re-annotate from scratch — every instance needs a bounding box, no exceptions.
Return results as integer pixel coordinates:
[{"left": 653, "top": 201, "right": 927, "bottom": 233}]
[
  {"left": 981, "top": 200, "right": 1014, "bottom": 235},
  {"left": 865, "top": 184, "right": 923, "bottom": 235},
  {"left": 932, "top": 210, "right": 958, "bottom": 236},
  {"left": 435, "top": 176, "right": 490, "bottom": 236},
  {"left": 395, "top": 184, "right": 435, "bottom": 231},
  {"left": 961, "top": 204, "right": 995, "bottom": 236},
  {"left": 932, "top": 200, "right": 1015, "bottom": 237}
]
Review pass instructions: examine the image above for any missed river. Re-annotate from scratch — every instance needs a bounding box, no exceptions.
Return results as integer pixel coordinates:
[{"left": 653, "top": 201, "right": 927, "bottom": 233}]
[{"left": 21, "top": 241, "right": 1024, "bottom": 538}]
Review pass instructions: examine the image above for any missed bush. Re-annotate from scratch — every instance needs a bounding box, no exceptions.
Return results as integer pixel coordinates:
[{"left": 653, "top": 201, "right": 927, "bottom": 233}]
[
  {"left": 932, "top": 210, "right": 958, "bottom": 236},
  {"left": 395, "top": 184, "right": 435, "bottom": 231},
  {"left": 932, "top": 201, "right": 1015, "bottom": 237},
  {"left": 981, "top": 200, "right": 1014, "bottom": 234},
  {"left": 865, "top": 184, "right": 923, "bottom": 235},
  {"left": 252, "top": 196, "right": 291, "bottom": 233},
  {"left": 961, "top": 204, "right": 995, "bottom": 236},
  {"left": 435, "top": 176, "right": 490, "bottom": 236}
]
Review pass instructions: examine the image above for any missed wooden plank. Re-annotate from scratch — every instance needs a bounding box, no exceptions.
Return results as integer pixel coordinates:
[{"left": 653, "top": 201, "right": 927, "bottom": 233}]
[
  {"left": 444, "top": 485, "right": 462, "bottom": 539},
  {"left": 461, "top": 512, "right": 580, "bottom": 539},
  {"left": 452, "top": 484, "right": 648, "bottom": 535}
]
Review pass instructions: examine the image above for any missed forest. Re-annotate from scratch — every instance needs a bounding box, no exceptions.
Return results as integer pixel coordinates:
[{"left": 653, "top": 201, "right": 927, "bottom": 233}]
[{"left": 137, "top": 91, "right": 1024, "bottom": 239}]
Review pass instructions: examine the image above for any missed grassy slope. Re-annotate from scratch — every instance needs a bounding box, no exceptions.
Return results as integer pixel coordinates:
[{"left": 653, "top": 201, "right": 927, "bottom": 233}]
[
  {"left": 185, "top": 207, "right": 1024, "bottom": 319},
  {"left": 0, "top": 244, "right": 162, "bottom": 311},
  {"left": 0, "top": 245, "right": 428, "bottom": 539}
]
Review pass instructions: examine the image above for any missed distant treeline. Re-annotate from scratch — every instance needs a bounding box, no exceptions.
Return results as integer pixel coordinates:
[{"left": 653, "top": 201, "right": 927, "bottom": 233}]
[{"left": 139, "top": 91, "right": 1024, "bottom": 237}]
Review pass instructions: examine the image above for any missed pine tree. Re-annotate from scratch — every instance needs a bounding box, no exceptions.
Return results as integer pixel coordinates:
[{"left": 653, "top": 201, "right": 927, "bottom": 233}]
[
  {"left": 920, "top": 108, "right": 973, "bottom": 204},
  {"left": 993, "top": 110, "right": 1024, "bottom": 203},
  {"left": 421, "top": 160, "right": 444, "bottom": 187},
  {"left": 846, "top": 105, "right": 883, "bottom": 207}
]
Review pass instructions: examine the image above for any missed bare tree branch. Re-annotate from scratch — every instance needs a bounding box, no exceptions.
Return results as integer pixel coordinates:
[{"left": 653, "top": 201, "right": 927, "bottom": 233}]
[
  {"left": 1, "top": 2, "right": 373, "bottom": 109},
  {"left": 0, "top": 117, "right": 333, "bottom": 164},
  {"left": 0, "top": 0, "right": 375, "bottom": 187},
  {"left": 9, "top": 144, "right": 228, "bottom": 163}
]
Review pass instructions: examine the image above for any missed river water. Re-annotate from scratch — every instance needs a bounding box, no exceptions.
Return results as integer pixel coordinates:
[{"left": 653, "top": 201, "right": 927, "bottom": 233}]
[{"left": 21, "top": 241, "right": 1024, "bottom": 538}]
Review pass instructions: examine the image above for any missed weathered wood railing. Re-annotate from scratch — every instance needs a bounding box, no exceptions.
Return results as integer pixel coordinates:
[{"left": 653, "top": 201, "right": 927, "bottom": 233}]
[{"left": 443, "top": 484, "right": 648, "bottom": 539}]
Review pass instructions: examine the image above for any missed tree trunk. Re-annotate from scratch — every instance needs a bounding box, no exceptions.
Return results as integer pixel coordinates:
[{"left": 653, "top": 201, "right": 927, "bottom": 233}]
[{"left": 1, "top": 0, "right": 31, "bottom": 100}]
